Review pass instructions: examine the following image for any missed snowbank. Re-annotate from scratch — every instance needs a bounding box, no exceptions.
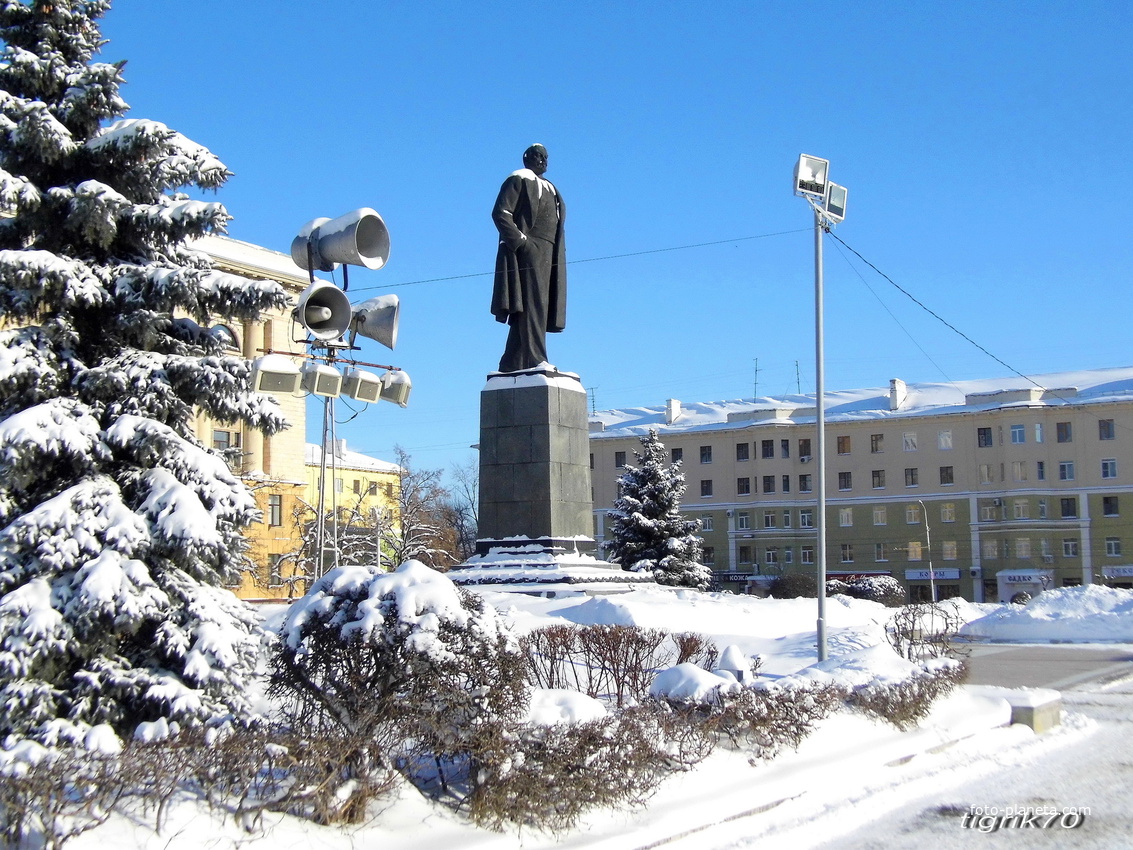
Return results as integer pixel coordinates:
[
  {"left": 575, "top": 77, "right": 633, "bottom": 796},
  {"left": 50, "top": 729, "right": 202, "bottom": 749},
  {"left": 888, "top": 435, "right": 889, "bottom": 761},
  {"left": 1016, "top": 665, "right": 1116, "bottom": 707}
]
[{"left": 961, "top": 585, "right": 1133, "bottom": 642}]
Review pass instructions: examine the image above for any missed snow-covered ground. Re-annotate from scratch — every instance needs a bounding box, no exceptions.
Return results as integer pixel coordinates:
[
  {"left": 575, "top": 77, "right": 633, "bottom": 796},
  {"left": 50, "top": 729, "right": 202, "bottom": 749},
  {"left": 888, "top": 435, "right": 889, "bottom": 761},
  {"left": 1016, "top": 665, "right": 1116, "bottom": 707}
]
[{"left": 68, "top": 583, "right": 1133, "bottom": 849}]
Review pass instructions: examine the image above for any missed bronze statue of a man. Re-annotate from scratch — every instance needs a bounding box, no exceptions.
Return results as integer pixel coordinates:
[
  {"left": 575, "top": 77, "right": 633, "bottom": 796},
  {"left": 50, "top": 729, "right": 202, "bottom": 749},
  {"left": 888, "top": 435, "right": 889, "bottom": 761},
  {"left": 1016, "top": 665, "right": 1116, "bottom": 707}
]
[{"left": 490, "top": 144, "right": 567, "bottom": 373}]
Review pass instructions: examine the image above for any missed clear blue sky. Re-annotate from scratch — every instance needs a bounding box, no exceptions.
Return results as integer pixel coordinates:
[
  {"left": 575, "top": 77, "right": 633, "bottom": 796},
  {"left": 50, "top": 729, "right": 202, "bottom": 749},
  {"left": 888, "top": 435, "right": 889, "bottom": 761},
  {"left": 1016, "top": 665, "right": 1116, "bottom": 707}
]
[{"left": 99, "top": 1, "right": 1133, "bottom": 477}]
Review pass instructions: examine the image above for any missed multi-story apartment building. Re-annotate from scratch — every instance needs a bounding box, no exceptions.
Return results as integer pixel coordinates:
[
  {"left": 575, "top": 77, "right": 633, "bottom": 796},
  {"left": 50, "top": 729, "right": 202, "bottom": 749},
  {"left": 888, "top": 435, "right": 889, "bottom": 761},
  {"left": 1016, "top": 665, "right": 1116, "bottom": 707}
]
[{"left": 589, "top": 368, "right": 1133, "bottom": 603}]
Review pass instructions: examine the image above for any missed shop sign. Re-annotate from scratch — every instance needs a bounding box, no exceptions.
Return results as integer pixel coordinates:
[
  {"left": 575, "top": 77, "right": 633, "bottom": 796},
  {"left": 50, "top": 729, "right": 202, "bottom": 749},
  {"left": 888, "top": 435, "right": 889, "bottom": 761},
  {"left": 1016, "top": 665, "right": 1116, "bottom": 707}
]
[{"left": 904, "top": 569, "right": 961, "bottom": 581}]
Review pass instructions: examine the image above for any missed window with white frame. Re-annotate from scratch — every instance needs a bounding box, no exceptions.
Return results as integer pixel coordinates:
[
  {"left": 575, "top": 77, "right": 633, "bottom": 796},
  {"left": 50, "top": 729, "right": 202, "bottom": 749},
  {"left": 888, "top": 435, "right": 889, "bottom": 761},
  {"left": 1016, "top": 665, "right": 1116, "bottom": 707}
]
[
  {"left": 903, "top": 432, "right": 918, "bottom": 452},
  {"left": 907, "top": 541, "right": 922, "bottom": 561},
  {"left": 700, "top": 445, "right": 713, "bottom": 464},
  {"left": 1012, "top": 460, "right": 1027, "bottom": 482},
  {"left": 938, "top": 430, "right": 953, "bottom": 450},
  {"left": 977, "top": 464, "right": 992, "bottom": 484},
  {"left": 874, "top": 542, "right": 888, "bottom": 562},
  {"left": 782, "top": 509, "right": 792, "bottom": 528},
  {"left": 764, "top": 511, "right": 777, "bottom": 529},
  {"left": 737, "top": 511, "right": 751, "bottom": 530},
  {"left": 839, "top": 507, "right": 853, "bottom": 527},
  {"left": 801, "top": 546, "right": 814, "bottom": 564},
  {"left": 905, "top": 504, "right": 921, "bottom": 524},
  {"left": 1059, "top": 461, "right": 1075, "bottom": 481},
  {"left": 1015, "top": 538, "right": 1032, "bottom": 558},
  {"left": 799, "top": 473, "right": 813, "bottom": 493},
  {"left": 800, "top": 509, "right": 813, "bottom": 528},
  {"left": 784, "top": 548, "right": 794, "bottom": 564},
  {"left": 871, "top": 433, "right": 884, "bottom": 453},
  {"left": 1038, "top": 499, "right": 1048, "bottom": 519},
  {"left": 763, "top": 475, "right": 775, "bottom": 494},
  {"left": 979, "top": 505, "right": 997, "bottom": 521},
  {"left": 1014, "top": 499, "right": 1030, "bottom": 519},
  {"left": 701, "top": 515, "right": 713, "bottom": 532},
  {"left": 1063, "top": 538, "right": 1079, "bottom": 557},
  {"left": 1037, "top": 460, "right": 1046, "bottom": 480},
  {"left": 942, "top": 540, "right": 958, "bottom": 560},
  {"left": 1040, "top": 538, "right": 1052, "bottom": 557},
  {"left": 737, "top": 477, "right": 751, "bottom": 495},
  {"left": 1034, "top": 422, "right": 1044, "bottom": 443},
  {"left": 1102, "top": 458, "right": 1118, "bottom": 479},
  {"left": 840, "top": 543, "right": 854, "bottom": 563},
  {"left": 1106, "top": 537, "right": 1122, "bottom": 557},
  {"left": 267, "top": 494, "right": 283, "bottom": 527},
  {"left": 765, "top": 547, "right": 779, "bottom": 566},
  {"left": 872, "top": 469, "right": 886, "bottom": 488},
  {"left": 873, "top": 506, "right": 887, "bottom": 525},
  {"left": 983, "top": 539, "right": 998, "bottom": 559},
  {"left": 1011, "top": 424, "right": 1025, "bottom": 444},
  {"left": 941, "top": 502, "right": 956, "bottom": 522},
  {"left": 1099, "top": 419, "right": 1116, "bottom": 440}
]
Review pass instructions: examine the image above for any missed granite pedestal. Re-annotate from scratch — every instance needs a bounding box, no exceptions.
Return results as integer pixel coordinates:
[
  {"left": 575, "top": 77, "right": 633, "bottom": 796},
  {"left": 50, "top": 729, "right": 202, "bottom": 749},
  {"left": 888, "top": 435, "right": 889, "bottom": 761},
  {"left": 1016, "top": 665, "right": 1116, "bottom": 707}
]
[{"left": 447, "top": 365, "right": 652, "bottom": 594}]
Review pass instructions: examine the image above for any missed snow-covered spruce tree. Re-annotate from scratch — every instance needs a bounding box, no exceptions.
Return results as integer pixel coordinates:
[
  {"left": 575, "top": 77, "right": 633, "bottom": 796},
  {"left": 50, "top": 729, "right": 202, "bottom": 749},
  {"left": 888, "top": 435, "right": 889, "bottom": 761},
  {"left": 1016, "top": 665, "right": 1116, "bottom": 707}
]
[
  {"left": 0, "top": 0, "right": 291, "bottom": 746},
  {"left": 605, "top": 430, "right": 711, "bottom": 590}
]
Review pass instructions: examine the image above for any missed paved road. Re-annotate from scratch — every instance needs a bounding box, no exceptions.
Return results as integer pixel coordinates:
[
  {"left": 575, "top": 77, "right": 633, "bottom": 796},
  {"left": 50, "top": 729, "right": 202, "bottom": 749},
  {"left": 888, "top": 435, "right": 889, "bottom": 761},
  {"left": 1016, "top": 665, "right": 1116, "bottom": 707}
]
[{"left": 963, "top": 643, "right": 1133, "bottom": 690}]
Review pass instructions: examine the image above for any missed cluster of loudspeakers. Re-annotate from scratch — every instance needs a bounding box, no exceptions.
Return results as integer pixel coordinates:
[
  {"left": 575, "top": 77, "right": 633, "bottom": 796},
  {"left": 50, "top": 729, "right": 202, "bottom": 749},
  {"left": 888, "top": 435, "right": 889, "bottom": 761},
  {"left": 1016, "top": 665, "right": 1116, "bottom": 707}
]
[{"left": 250, "top": 208, "right": 410, "bottom": 405}]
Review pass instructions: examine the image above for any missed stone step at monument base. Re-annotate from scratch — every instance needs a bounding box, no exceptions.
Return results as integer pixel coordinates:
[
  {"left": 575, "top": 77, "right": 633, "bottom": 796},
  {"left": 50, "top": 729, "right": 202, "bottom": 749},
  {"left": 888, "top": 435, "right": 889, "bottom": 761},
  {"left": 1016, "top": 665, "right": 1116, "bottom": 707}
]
[{"left": 447, "top": 537, "right": 655, "bottom": 597}]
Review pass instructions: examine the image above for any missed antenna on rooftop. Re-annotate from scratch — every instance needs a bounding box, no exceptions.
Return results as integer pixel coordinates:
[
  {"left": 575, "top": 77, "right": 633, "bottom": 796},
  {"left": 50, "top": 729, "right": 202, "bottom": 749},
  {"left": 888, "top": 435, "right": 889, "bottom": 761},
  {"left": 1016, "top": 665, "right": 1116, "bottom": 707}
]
[{"left": 587, "top": 386, "right": 597, "bottom": 414}]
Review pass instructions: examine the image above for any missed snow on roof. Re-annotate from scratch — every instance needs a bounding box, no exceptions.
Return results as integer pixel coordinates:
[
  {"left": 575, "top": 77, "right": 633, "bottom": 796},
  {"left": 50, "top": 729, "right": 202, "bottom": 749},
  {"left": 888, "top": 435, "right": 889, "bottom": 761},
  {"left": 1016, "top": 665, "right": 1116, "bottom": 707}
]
[
  {"left": 191, "top": 234, "right": 324, "bottom": 289},
  {"left": 305, "top": 442, "right": 400, "bottom": 474},
  {"left": 589, "top": 366, "right": 1133, "bottom": 439}
]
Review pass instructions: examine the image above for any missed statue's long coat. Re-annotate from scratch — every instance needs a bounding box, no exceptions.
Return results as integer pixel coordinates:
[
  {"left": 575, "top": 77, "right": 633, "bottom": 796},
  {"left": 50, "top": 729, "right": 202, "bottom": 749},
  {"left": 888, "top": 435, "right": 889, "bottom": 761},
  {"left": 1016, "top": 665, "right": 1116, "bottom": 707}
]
[{"left": 490, "top": 169, "right": 567, "bottom": 332}]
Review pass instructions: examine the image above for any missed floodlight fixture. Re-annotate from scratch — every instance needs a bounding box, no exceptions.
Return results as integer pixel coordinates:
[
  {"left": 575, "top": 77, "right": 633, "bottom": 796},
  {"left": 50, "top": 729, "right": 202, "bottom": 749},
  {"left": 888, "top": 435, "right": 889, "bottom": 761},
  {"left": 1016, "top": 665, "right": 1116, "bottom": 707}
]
[
  {"left": 251, "top": 353, "right": 301, "bottom": 394},
  {"left": 794, "top": 154, "right": 829, "bottom": 198},
  {"left": 378, "top": 370, "right": 412, "bottom": 407},
  {"left": 300, "top": 360, "right": 343, "bottom": 398},
  {"left": 824, "top": 182, "right": 848, "bottom": 223},
  {"left": 342, "top": 368, "right": 382, "bottom": 403}
]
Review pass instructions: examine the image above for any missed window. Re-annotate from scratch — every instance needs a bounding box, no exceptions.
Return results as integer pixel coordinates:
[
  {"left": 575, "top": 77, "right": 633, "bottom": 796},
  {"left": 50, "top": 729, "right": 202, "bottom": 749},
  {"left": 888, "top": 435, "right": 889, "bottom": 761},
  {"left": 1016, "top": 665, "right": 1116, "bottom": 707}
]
[
  {"left": 700, "top": 479, "right": 714, "bottom": 498},
  {"left": 872, "top": 469, "right": 886, "bottom": 489},
  {"left": 782, "top": 509, "right": 792, "bottom": 528},
  {"left": 784, "top": 548, "right": 794, "bottom": 565},
  {"left": 1104, "top": 495, "right": 1120, "bottom": 516},
  {"left": 800, "top": 509, "right": 813, "bottom": 528},
  {"left": 1100, "top": 419, "right": 1116, "bottom": 440},
  {"left": 763, "top": 475, "right": 776, "bottom": 494},
  {"left": 906, "top": 504, "right": 921, "bottom": 524},
  {"left": 941, "top": 502, "right": 956, "bottom": 522},
  {"left": 781, "top": 439, "right": 791, "bottom": 459},
  {"left": 874, "top": 542, "right": 888, "bottom": 562},
  {"left": 765, "top": 548, "right": 779, "bottom": 566},
  {"left": 873, "top": 506, "right": 887, "bottom": 525},
  {"left": 980, "top": 505, "right": 998, "bottom": 521},
  {"left": 1015, "top": 538, "right": 1032, "bottom": 558},
  {"left": 1034, "top": 423, "right": 1044, "bottom": 443},
  {"left": 1038, "top": 498, "right": 1048, "bottom": 519},
  {"left": 762, "top": 439, "right": 775, "bottom": 459},
  {"left": 1011, "top": 424, "right": 1025, "bottom": 444},
  {"left": 977, "top": 427, "right": 993, "bottom": 448},
  {"left": 1012, "top": 461, "right": 1027, "bottom": 482},
  {"left": 267, "top": 494, "right": 283, "bottom": 527},
  {"left": 781, "top": 474, "right": 791, "bottom": 493},
  {"left": 798, "top": 438, "right": 812, "bottom": 459},
  {"left": 1013, "top": 499, "right": 1030, "bottom": 519},
  {"left": 801, "top": 546, "right": 814, "bottom": 565},
  {"left": 1060, "top": 497, "right": 1077, "bottom": 518},
  {"left": 1102, "top": 459, "right": 1118, "bottom": 479},
  {"left": 737, "top": 511, "right": 751, "bottom": 530},
  {"left": 903, "top": 432, "right": 918, "bottom": 452},
  {"left": 1041, "top": 538, "right": 1052, "bottom": 557},
  {"left": 938, "top": 430, "right": 953, "bottom": 450},
  {"left": 907, "top": 541, "right": 922, "bottom": 561},
  {"left": 736, "top": 442, "right": 750, "bottom": 462},
  {"left": 1063, "top": 538, "right": 1079, "bottom": 557},
  {"left": 615, "top": 451, "right": 626, "bottom": 468},
  {"left": 838, "top": 471, "right": 852, "bottom": 491},
  {"left": 837, "top": 435, "right": 851, "bottom": 455},
  {"left": 904, "top": 467, "right": 919, "bottom": 487},
  {"left": 671, "top": 447, "right": 683, "bottom": 464},
  {"left": 334, "top": 477, "right": 343, "bottom": 494},
  {"left": 737, "top": 477, "right": 751, "bottom": 496},
  {"left": 1037, "top": 461, "right": 1046, "bottom": 481},
  {"left": 353, "top": 478, "right": 361, "bottom": 495},
  {"left": 701, "top": 515, "right": 714, "bottom": 531},
  {"left": 839, "top": 507, "right": 853, "bottom": 527},
  {"left": 268, "top": 554, "right": 283, "bottom": 586},
  {"left": 942, "top": 541, "right": 958, "bottom": 560},
  {"left": 871, "top": 433, "right": 884, "bottom": 453},
  {"left": 1107, "top": 537, "right": 1122, "bottom": 557},
  {"left": 1059, "top": 461, "right": 1075, "bottom": 481},
  {"left": 700, "top": 445, "right": 712, "bottom": 464},
  {"left": 703, "top": 547, "right": 716, "bottom": 566},
  {"left": 368, "top": 481, "right": 378, "bottom": 496},
  {"left": 738, "top": 545, "right": 752, "bottom": 564},
  {"left": 939, "top": 465, "right": 954, "bottom": 485},
  {"left": 979, "top": 464, "right": 993, "bottom": 484},
  {"left": 840, "top": 543, "right": 854, "bottom": 564},
  {"left": 1057, "top": 422, "right": 1072, "bottom": 443},
  {"left": 764, "top": 511, "right": 777, "bottom": 529},
  {"left": 799, "top": 474, "right": 813, "bottom": 493},
  {"left": 983, "top": 540, "right": 998, "bottom": 559},
  {"left": 212, "top": 429, "right": 237, "bottom": 451}
]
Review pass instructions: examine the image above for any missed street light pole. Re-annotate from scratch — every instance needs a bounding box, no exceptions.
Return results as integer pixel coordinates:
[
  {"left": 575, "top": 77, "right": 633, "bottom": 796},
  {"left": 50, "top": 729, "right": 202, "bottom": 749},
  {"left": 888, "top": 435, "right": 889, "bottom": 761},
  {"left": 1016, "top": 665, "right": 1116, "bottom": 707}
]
[
  {"left": 814, "top": 204, "right": 828, "bottom": 661},
  {"left": 794, "top": 155, "right": 847, "bottom": 664},
  {"left": 917, "top": 498, "right": 936, "bottom": 602}
]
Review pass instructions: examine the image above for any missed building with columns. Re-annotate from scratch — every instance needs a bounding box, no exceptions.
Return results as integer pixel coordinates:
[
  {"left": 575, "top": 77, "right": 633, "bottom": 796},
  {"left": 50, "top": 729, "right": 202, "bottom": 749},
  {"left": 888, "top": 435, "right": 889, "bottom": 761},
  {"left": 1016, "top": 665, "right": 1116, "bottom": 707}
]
[{"left": 588, "top": 368, "right": 1133, "bottom": 603}]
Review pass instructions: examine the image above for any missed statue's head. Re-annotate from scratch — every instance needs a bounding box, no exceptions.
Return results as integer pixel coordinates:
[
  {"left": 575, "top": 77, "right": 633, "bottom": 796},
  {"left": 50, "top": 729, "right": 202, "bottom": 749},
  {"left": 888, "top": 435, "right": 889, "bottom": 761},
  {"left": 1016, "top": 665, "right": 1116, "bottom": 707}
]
[{"left": 523, "top": 144, "right": 548, "bottom": 175}]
